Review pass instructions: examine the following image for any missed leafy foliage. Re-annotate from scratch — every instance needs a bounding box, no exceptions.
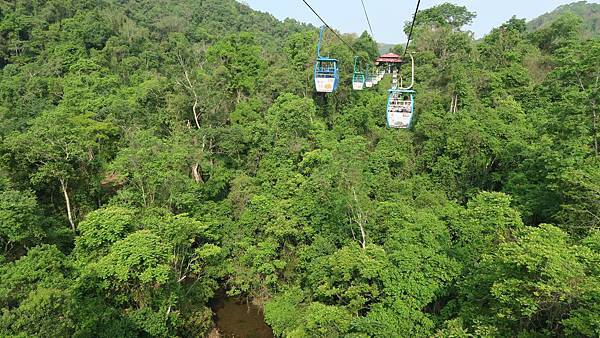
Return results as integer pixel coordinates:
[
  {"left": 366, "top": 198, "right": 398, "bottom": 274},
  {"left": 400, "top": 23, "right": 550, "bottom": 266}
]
[{"left": 0, "top": 0, "right": 598, "bottom": 336}]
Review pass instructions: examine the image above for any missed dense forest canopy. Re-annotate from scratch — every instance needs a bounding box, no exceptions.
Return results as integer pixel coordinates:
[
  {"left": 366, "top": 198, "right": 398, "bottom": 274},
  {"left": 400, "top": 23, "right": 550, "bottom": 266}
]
[{"left": 0, "top": 0, "right": 598, "bottom": 336}]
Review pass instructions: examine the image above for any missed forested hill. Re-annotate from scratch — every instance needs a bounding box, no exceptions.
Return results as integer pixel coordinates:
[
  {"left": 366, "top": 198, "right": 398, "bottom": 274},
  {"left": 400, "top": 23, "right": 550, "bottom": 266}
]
[
  {"left": 528, "top": 1, "right": 600, "bottom": 36},
  {"left": 1, "top": 0, "right": 599, "bottom": 337},
  {"left": 0, "top": 0, "right": 313, "bottom": 68}
]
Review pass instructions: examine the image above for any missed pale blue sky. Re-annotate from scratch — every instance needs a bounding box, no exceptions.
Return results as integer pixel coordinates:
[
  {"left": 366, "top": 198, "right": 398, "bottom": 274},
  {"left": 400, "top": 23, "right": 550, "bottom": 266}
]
[{"left": 241, "top": 0, "right": 599, "bottom": 44}]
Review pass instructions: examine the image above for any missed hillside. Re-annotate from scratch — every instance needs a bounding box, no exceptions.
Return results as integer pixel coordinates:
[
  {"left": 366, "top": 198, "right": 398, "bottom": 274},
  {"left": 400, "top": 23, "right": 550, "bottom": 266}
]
[
  {"left": 528, "top": 0, "right": 600, "bottom": 36},
  {"left": 378, "top": 42, "right": 396, "bottom": 54},
  {"left": 0, "top": 0, "right": 599, "bottom": 337}
]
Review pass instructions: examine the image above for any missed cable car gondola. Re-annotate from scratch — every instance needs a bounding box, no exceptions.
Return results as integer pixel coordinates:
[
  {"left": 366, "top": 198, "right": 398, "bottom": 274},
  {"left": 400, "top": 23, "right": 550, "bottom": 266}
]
[
  {"left": 387, "top": 88, "right": 415, "bottom": 128},
  {"left": 314, "top": 26, "right": 339, "bottom": 93},
  {"left": 386, "top": 53, "right": 416, "bottom": 129},
  {"left": 352, "top": 56, "right": 366, "bottom": 90},
  {"left": 384, "top": 0, "right": 420, "bottom": 128},
  {"left": 364, "top": 64, "right": 373, "bottom": 88}
]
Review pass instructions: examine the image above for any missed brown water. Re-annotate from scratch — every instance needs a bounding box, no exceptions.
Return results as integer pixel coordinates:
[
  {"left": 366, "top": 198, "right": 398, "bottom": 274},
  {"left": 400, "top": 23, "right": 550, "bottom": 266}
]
[{"left": 212, "top": 293, "right": 274, "bottom": 338}]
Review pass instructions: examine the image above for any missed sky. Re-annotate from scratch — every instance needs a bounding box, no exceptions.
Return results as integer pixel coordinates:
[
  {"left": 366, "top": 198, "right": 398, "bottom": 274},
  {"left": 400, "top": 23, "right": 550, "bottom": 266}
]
[{"left": 241, "top": 0, "right": 599, "bottom": 44}]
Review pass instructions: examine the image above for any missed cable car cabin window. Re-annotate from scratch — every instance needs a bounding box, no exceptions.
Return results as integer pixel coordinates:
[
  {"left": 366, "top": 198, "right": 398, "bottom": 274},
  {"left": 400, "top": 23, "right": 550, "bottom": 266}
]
[{"left": 316, "top": 60, "right": 336, "bottom": 75}]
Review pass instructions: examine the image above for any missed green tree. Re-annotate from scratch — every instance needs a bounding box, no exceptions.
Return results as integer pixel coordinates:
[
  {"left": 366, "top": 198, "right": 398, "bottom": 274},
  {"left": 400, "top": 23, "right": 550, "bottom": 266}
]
[
  {"left": 73, "top": 206, "right": 136, "bottom": 261},
  {"left": 532, "top": 13, "right": 584, "bottom": 53},
  {"left": 206, "top": 32, "right": 266, "bottom": 103},
  {"left": 4, "top": 107, "right": 115, "bottom": 231},
  {"left": 459, "top": 224, "right": 599, "bottom": 336},
  {"left": 108, "top": 130, "right": 201, "bottom": 209},
  {"left": 0, "top": 184, "right": 41, "bottom": 258},
  {"left": 353, "top": 31, "right": 379, "bottom": 60},
  {"left": 406, "top": 2, "right": 476, "bottom": 34},
  {"left": 0, "top": 245, "right": 75, "bottom": 337}
]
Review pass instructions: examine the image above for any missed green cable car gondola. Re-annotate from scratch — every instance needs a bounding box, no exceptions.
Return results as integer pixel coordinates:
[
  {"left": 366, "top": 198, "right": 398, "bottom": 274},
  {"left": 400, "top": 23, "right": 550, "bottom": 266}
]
[
  {"left": 365, "top": 64, "right": 374, "bottom": 88},
  {"left": 386, "top": 54, "right": 416, "bottom": 129},
  {"left": 352, "top": 56, "right": 365, "bottom": 90}
]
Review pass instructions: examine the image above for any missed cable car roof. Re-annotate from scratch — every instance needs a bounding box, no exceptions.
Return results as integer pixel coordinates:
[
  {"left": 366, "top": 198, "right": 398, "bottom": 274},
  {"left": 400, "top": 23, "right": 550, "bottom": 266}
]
[
  {"left": 316, "top": 56, "right": 338, "bottom": 62},
  {"left": 388, "top": 88, "right": 416, "bottom": 93}
]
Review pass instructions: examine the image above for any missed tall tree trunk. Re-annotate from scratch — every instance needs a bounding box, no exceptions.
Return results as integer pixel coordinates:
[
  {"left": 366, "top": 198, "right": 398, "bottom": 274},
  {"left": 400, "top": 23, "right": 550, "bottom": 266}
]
[
  {"left": 351, "top": 187, "right": 367, "bottom": 250},
  {"left": 593, "top": 111, "right": 598, "bottom": 156},
  {"left": 59, "top": 178, "right": 75, "bottom": 231},
  {"left": 592, "top": 102, "right": 598, "bottom": 157},
  {"left": 594, "top": 76, "right": 598, "bottom": 156},
  {"left": 236, "top": 89, "right": 242, "bottom": 104},
  {"left": 178, "top": 53, "right": 201, "bottom": 129},
  {"left": 192, "top": 97, "right": 200, "bottom": 129},
  {"left": 454, "top": 95, "right": 459, "bottom": 113},
  {"left": 358, "top": 219, "right": 366, "bottom": 250},
  {"left": 450, "top": 94, "right": 458, "bottom": 113},
  {"left": 191, "top": 163, "right": 204, "bottom": 183}
]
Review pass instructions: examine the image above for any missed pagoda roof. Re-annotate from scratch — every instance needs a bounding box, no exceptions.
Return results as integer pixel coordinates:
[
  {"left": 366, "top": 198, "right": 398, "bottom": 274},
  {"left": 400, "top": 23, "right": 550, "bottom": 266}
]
[{"left": 376, "top": 53, "right": 403, "bottom": 64}]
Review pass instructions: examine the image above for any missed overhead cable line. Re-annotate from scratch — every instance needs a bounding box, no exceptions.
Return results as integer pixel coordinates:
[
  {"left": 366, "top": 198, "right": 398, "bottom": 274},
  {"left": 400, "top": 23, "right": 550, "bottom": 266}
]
[
  {"left": 403, "top": 0, "right": 421, "bottom": 56},
  {"left": 360, "top": 0, "right": 376, "bottom": 41},
  {"left": 300, "top": 0, "right": 359, "bottom": 55}
]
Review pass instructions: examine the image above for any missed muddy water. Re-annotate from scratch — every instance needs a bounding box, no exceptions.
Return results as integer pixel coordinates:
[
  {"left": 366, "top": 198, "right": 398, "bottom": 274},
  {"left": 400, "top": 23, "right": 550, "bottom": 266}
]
[{"left": 212, "top": 292, "right": 274, "bottom": 338}]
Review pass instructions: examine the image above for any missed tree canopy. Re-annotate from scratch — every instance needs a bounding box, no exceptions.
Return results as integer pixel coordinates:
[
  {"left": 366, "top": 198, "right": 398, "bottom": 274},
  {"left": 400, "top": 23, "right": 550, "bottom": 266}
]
[{"left": 0, "top": 0, "right": 599, "bottom": 336}]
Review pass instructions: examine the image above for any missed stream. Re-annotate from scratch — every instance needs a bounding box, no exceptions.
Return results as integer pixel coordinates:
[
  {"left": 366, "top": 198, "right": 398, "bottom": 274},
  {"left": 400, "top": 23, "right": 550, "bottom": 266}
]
[{"left": 211, "top": 291, "right": 274, "bottom": 338}]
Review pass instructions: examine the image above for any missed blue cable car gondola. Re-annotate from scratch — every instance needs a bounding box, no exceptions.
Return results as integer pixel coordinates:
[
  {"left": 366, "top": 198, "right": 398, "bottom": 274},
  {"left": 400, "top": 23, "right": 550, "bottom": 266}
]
[
  {"left": 314, "top": 26, "right": 339, "bottom": 93},
  {"left": 352, "top": 56, "right": 365, "bottom": 90}
]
